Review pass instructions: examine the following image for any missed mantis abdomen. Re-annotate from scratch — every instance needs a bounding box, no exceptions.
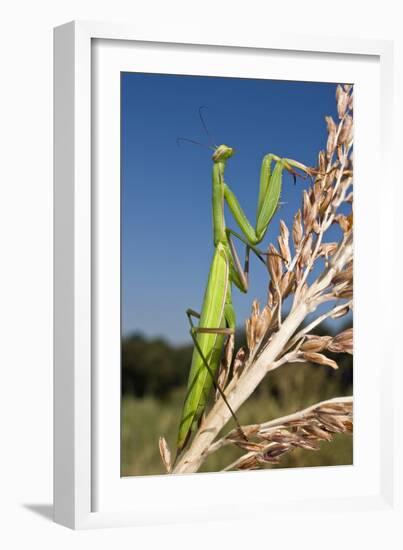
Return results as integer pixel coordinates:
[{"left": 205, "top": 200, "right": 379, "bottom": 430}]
[{"left": 177, "top": 243, "right": 230, "bottom": 449}]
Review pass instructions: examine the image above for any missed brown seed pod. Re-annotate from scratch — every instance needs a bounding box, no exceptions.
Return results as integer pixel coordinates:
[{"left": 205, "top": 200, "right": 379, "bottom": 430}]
[
  {"left": 158, "top": 437, "right": 172, "bottom": 473},
  {"left": 293, "top": 210, "right": 303, "bottom": 248},
  {"left": 302, "top": 352, "right": 339, "bottom": 370},
  {"left": 325, "top": 116, "right": 337, "bottom": 156},
  {"left": 328, "top": 328, "right": 353, "bottom": 354},
  {"left": 261, "top": 443, "right": 290, "bottom": 461},
  {"left": 300, "top": 234, "right": 313, "bottom": 266},
  {"left": 336, "top": 84, "right": 349, "bottom": 119},
  {"left": 331, "top": 305, "right": 350, "bottom": 319},
  {"left": 267, "top": 244, "right": 282, "bottom": 286},
  {"left": 300, "top": 335, "right": 332, "bottom": 353},
  {"left": 232, "top": 346, "right": 247, "bottom": 378},
  {"left": 236, "top": 455, "right": 260, "bottom": 470},
  {"left": 339, "top": 114, "right": 353, "bottom": 145}
]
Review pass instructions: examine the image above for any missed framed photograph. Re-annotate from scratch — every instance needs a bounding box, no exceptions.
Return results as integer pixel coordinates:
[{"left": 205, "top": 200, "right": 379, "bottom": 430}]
[{"left": 54, "top": 21, "right": 395, "bottom": 529}]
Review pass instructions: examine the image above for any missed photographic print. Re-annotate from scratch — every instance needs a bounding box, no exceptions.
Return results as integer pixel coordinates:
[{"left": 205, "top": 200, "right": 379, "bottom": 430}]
[{"left": 121, "top": 73, "right": 353, "bottom": 476}]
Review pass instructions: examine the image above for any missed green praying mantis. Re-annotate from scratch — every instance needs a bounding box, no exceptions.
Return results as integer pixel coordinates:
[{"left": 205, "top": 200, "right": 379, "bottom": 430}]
[{"left": 176, "top": 115, "right": 308, "bottom": 455}]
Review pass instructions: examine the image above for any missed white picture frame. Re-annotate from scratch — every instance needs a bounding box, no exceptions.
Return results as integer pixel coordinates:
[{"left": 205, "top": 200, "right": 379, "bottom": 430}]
[{"left": 54, "top": 20, "right": 396, "bottom": 530}]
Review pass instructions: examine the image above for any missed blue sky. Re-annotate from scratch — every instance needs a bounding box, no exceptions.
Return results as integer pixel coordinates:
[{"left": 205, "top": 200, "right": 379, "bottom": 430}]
[{"left": 121, "top": 73, "right": 346, "bottom": 344}]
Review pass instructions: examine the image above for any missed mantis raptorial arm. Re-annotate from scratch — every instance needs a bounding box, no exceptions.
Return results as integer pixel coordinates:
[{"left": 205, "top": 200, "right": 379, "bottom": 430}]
[{"left": 224, "top": 154, "right": 307, "bottom": 245}]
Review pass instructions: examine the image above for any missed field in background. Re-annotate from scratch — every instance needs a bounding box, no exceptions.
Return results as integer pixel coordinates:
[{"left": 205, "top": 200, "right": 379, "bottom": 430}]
[{"left": 121, "top": 327, "right": 352, "bottom": 476}]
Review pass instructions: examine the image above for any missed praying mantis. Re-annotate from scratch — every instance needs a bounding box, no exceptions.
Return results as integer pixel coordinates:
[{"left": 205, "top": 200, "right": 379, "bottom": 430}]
[{"left": 176, "top": 122, "right": 308, "bottom": 455}]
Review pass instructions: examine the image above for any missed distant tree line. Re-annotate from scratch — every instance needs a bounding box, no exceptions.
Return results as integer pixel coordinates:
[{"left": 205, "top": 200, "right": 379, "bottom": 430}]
[{"left": 122, "top": 321, "right": 352, "bottom": 399}]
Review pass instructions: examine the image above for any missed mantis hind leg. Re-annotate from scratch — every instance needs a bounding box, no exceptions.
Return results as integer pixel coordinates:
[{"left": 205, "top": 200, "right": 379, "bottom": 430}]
[{"left": 186, "top": 308, "right": 233, "bottom": 335}]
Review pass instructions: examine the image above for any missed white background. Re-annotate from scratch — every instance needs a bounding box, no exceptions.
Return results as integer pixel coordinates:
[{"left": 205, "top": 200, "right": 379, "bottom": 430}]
[
  {"left": 93, "top": 38, "right": 382, "bottom": 517},
  {"left": 0, "top": 0, "right": 401, "bottom": 548}
]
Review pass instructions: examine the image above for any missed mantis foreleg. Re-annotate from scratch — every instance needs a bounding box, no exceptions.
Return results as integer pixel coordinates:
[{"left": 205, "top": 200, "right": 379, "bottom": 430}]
[{"left": 224, "top": 154, "right": 306, "bottom": 245}]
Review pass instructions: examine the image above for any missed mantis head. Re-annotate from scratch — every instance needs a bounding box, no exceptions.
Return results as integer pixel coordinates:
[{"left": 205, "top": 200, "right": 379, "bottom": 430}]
[{"left": 212, "top": 144, "right": 235, "bottom": 163}]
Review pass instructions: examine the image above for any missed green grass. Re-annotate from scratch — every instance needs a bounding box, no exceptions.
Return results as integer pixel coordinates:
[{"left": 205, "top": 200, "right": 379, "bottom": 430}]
[{"left": 121, "top": 362, "right": 353, "bottom": 476}]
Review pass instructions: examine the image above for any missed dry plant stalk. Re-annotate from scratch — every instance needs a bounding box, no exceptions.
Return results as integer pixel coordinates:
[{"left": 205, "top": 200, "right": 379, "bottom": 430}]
[{"left": 161, "top": 84, "right": 354, "bottom": 475}]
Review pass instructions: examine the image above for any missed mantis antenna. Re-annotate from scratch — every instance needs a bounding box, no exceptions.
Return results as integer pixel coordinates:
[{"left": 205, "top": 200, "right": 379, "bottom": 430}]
[
  {"left": 198, "top": 105, "right": 217, "bottom": 148},
  {"left": 176, "top": 106, "right": 217, "bottom": 150},
  {"left": 176, "top": 137, "right": 215, "bottom": 150}
]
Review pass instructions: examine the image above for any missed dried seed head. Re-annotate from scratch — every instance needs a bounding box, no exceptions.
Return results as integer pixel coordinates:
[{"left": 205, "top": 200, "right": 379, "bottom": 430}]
[
  {"left": 261, "top": 305, "right": 272, "bottom": 327},
  {"left": 300, "top": 335, "right": 332, "bottom": 353},
  {"left": 254, "top": 317, "right": 266, "bottom": 342},
  {"left": 337, "top": 145, "right": 344, "bottom": 163},
  {"left": 323, "top": 168, "right": 337, "bottom": 191},
  {"left": 325, "top": 115, "right": 337, "bottom": 135},
  {"left": 295, "top": 263, "right": 303, "bottom": 285},
  {"left": 332, "top": 265, "right": 353, "bottom": 285},
  {"left": 305, "top": 200, "right": 318, "bottom": 234},
  {"left": 318, "top": 150, "right": 327, "bottom": 174},
  {"left": 293, "top": 210, "right": 303, "bottom": 248},
  {"left": 302, "top": 190, "right": 311, "bottom": 226},
  {"left": 343, "top": 420, "right": 353, "bottom": 432},
  {"left": 302, "top": 351, "right": 339, "bottom": 370},
  {"left": 325, "top": 116, "right": 337, "bottom": 156},
  {"left": 278, "top": 236, "right": 291, "bottom": 265},
  {"left": 279, "top": 219, "right": 290, "bottom": 242},
  {"left": 225, "top": 333, "right": 235, "bottom": 365},
  {"left": 236, "top": 455, "right": 260, "bottom": 470},
  {"left": 331, "top": 304, "right": 351, "bottom": 319},
  {"left": 215, "top": 361, "right": 229, "bottom": 402},
  {"left": 333, "top": 283, "right": 353, "bottom": 299},
  {"left": 158, "top": 436, "right": 172, "bottom": 473},
  {"left": 267, "top": 244, "right": 282, "bottom": 287},
  {"left": 227, "top": 397, "right": 353, "bottom": 470},
  {"left": 336, "top": 84, "right": 342, "bottom": 102},
  {"left": 334, "top": 214, "right": 353, "bottom": 233},
  {"left": 259, "top": 430, "right": 297, "bottom": 444},
  {"left": 304, "top": 424, "right": 333, "bottom": 442},
  {"left": 300, "top": 234, "right": 313, "bottom": 266},
  {"left": 328, "top": 328, "right": 353, "bottom": 354},
  {"left": 313, "top": 180, "right": 323, "bottom": 203},
  {"left": 245, "top": 300, "right": 271, "bottom": 351},
  {"left": 278, "top": 219, "right": 291, "bottom": 263},
  {"left": 232, "top": 346, "right": 247, "bottom": 378},
  {"left": 336, "top": 84, "right": 349, "bottom": 119},
  {"left": 279, "top": 270, "right": 294, "bottom": 299},
  {"left": 317, "top": 413, "right": 347, "bottom": 433},
  {"left": 319, "top": 188, "right": 333, "bottom": 217},
  {"left": 261, "top": 443, "right": 290, "bottom": 462},
  {"left": 291, "top": 438, "right": 321, "bottom": 451},
  {"left": 348, "top": 92, "right": 354, "bottom": 111},
  {"left": 339, "top": 114, "right": 353, "bottom": 145},
  {"left": 215, "top": 334, "right": 234, "bottom": 401},
  {"left": 234, "top": 440, "right": 265, "bottom": 452},
  {"left": 317, "top": 242, "right": 338, "bottom": 257},
  {"left": 267, "top": 289, "right": 275, "bottom": 308}
]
